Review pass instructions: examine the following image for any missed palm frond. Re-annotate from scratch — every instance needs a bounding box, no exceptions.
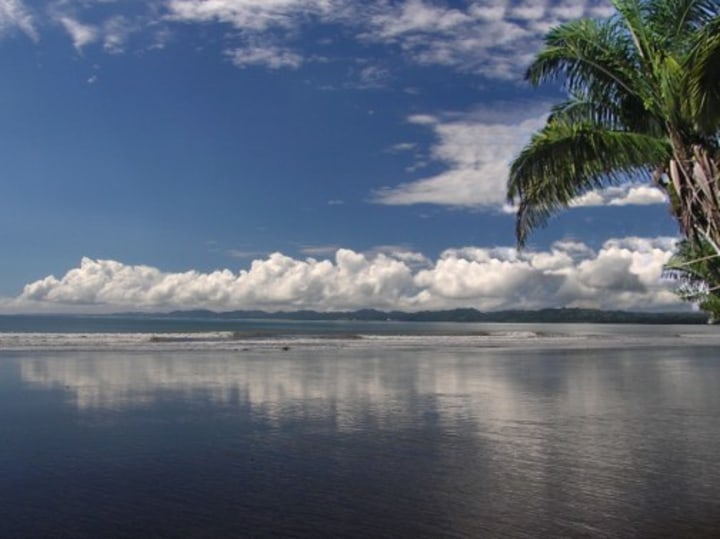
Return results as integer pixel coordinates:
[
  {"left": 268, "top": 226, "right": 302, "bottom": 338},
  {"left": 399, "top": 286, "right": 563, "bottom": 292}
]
[
  {"left": 612, "top": 0, "right": 656, "bottom": 63},
  {"left": 548, "top": 93, "right": 625, "bottom": 129},
  {"left": 646, "top": 0, "right": 719, "bottom": 49},
  {"left": 687, "top": 15, "right": 720, "bottom": 134},
  {"left": 508, "top": 121, "right": 671, "bottom": 245},
  {"left": 664, "top": 237, "right": 720, "bottom": 310},
  {"left": 526, "top": 17, "right": 643, "bottom": 100}
]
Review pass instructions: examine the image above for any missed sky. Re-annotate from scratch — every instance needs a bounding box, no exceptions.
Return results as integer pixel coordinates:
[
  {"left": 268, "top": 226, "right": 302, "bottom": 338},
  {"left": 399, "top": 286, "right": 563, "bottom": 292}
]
[{"left": 0, "top": 0, "right": 689, "bottom": 313}]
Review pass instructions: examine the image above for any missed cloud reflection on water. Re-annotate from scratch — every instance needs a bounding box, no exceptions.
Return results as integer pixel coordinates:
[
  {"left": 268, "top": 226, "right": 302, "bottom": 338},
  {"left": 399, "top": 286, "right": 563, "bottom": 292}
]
[
  {"left": 18, "top": 346, "right": 716, "bottom": 426},
  {"left": 13, "top": 346, "right": 720, "bottom": 536}
]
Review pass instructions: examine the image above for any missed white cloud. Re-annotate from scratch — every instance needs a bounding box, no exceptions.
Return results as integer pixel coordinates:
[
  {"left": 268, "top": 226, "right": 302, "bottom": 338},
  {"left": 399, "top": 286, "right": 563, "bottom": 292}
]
[
  {"left": 225, "top": 249, "right": 270, "bottom": 258},
  {"left": 162, "top": 0, "right": 614, "bottom": 78},
  {"left": 407, "top": 114, "right": 437, "bottom": 125},
  {"left": 374, "top": 109, "right": 547, "bottom": 207},
  {"left": 365, "top": 0, "right": 472, "bottom": 39},
  {"left": 571, "top": 184, "right": 668, "bottom": 207},
  {"left": 0, "top": 1, "right": 617, "bottom": 79},
  {"left": 352, "top": 63, "right": 392, "bottom": 89},
  {"left": 101, "top": 15, "right": 132, "bottom": 53},
  {"left": 387, "top": 142, "right": 416, "bottom": 153},
  {"left": 299, "top": 244, "right": 343, "bottom": 255},
  {"left": 228, "top": 43, "right": 303, "bottom": 69},
  {"left": 358, "top": 0, "right": 614, "bottom": 78},
  {"left": 166, "top": 0, "right": 340, "bottom": 31},
  {"left": 14, "top": 237, "right": 682, "bottom": 313},
  {"left": 49, "top": 5, "right": 154, "bottom": 54},
  {"left": 376, "top": 109, "right": 669, "bottom": 210},
  {"left": 58, "top": 15, "right": 97, "bottom": 50},
  {"left": 0, "top": 0, "right": 36, "bottom": 40},
  {"left": 228, "top": 45, "right": 303, "bottom": 69}
]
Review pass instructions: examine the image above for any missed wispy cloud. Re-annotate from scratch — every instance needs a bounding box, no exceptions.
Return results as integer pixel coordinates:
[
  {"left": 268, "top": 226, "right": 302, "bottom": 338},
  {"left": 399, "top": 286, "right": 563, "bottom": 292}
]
[
  {"left": 101, "top": 15, "right": 132, "bottom": 54},
  {"left": 58, "top": 15, "right": 97, "bottom": 51},
  {"left": 166, "top": 0, "right": 341, "bottom": 31},
  {"left": 1, "top": 1, "right": 616, "bottom": 79},
  {"left": 299, "top": 244, "right": 343, "bottom": 256},
  {"left": 0, "top": 0, "right": 37, "bottom": 40},
  {"left": 228, "top": 43, "right": 304, "bottom": 69},
  {"left": 48, "top": 3, "right": 159, "bottom": 55},
  {"left": 15, "top": 237, "right": 681, "bottom": 313},
  {"left": 226, "top": 249, "right": 270, "bottom": 259},
  {"left": 358, "top": 0, "right": 614, "bottom": 78},
  {"left": 374, "top": 108, "right": 547, "bottom": 208},
  {"left": 376, "top": 107, "right": 669, "bottom": 211},
  {"left": 386, "top": 142, "right": 417, "bottom": 153}
]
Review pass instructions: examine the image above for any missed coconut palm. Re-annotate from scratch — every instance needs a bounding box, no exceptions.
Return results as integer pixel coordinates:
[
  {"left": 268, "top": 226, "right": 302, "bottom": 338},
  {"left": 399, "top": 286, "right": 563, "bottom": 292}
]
[
  {"left": 507, "top": 0, "right": 720, "bottom": 248},
  {"left": 663, "top": 238, "right": 720, "bottom": 322}
]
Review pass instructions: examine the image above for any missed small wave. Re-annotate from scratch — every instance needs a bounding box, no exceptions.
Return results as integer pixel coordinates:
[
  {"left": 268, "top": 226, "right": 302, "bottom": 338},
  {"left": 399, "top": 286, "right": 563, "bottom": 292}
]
[
  {"left": 490, "top": 331, "right": 540, "bottom": 339},
  {"left": 3, "top": 327, "right": 719, "bottom": 352},
  {"left": 148, "top": 332, "right": 234, "bottom": 343}
]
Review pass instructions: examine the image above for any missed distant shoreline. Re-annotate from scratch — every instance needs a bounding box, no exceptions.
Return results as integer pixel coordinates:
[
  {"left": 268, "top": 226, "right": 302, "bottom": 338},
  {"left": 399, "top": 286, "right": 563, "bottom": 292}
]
[{"left": 4, "top": 307, "right": 708, "bottom": 325}]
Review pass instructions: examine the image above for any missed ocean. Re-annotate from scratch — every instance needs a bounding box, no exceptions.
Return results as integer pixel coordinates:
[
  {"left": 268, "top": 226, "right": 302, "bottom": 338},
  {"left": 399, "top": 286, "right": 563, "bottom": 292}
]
[{"left": 1, "top": 315, "right": 719, "bottom": 537}]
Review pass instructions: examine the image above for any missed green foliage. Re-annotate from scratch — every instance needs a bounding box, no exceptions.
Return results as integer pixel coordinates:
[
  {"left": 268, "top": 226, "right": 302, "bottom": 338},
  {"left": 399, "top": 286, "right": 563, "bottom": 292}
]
[
  {"left": 153, "top": 308, "right": 706, "bottom": 324},
  {"left": 508, "top": 0, "right": 720, "bottom": 247},
  {"left": 664, "top": 238, "right": 720, "bottom": 321}
]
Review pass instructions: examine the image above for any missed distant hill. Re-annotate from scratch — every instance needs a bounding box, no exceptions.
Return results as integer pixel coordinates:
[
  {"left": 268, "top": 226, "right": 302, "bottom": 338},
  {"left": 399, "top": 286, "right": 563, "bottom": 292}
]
[{"left": 131, "top": 307, "right": 711, "bottom": 324}]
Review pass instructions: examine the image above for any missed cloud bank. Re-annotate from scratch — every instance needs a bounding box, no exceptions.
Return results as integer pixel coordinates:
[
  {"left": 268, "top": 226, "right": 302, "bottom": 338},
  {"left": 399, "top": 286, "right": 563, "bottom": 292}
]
[{"left": 9, "top": 237, "right": 682, "bottom": 313}]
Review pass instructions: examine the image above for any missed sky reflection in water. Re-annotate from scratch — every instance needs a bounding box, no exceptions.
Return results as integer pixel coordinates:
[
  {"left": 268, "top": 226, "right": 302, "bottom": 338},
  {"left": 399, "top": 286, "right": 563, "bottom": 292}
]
[{"left": 2, "top": 346, "right": 719, "bottom": 537}]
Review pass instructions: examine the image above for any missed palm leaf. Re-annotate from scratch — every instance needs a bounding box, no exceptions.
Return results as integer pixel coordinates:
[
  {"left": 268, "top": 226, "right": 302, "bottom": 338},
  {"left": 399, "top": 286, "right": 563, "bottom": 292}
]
[
  {"left": 612, "top": 0, "right": 656, "bottom": 64},
  {"left": 526, "top": 18, "right": 643, "bottom": 100},
  {"left": 508, "top": 121, "right": 671, "bottom": 245},
  {"left": 687, "top": 15, "right": 720, "bottom": 134},
  {"left": 646, "top": 0, "right": 719, "bottom": 49},
  {"left": 664, "top": 238, "right": 720, "bottom": 310}
]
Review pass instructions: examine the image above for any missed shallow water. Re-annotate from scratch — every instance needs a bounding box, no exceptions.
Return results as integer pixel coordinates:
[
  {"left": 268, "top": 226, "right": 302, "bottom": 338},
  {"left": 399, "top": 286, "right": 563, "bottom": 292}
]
[{"left": 1, "top": 325, "right": 720, "bottom": 537}]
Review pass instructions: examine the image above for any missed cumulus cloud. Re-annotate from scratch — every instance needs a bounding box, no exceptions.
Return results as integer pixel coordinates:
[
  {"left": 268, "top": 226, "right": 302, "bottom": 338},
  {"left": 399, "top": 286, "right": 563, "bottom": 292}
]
[
  {"left": 14, "top": 237, "right": 683, "bottom": 313},
  {"left": 571, "top": 184, "right": 668, "bottom": 207}
]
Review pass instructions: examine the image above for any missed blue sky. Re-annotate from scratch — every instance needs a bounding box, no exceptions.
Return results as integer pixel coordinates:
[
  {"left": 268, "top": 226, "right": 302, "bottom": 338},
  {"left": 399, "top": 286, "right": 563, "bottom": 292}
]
[{"left": 0, "top": 0, "right": 687, "bottom": 313}]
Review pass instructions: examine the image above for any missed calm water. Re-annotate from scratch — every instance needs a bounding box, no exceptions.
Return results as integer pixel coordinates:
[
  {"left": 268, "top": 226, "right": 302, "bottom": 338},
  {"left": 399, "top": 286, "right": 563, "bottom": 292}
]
[{"left": 1, "top": 320, "right": 719, "bottom": 537}]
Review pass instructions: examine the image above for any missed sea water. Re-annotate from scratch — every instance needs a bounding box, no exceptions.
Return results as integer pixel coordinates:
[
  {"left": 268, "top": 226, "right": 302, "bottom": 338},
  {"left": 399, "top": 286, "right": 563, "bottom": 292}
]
[{"left": 1, "top": 316, "right": 719, "bottom": 537}]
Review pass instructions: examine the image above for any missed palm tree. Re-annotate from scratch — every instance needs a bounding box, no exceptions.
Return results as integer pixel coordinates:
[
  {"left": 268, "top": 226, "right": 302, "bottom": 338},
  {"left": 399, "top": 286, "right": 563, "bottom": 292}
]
[
  {"left": 507, "top": 0, "right": 720, "bottom": 249},
  {"left": 663, "top": 238, "right": 720, "bottom": 322}
]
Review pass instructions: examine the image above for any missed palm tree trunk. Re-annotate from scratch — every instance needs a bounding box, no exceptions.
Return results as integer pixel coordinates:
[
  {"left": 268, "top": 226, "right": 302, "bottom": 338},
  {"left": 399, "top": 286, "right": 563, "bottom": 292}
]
[{"left": 667, "top": 144, "right": 720, "bottom": 252}]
